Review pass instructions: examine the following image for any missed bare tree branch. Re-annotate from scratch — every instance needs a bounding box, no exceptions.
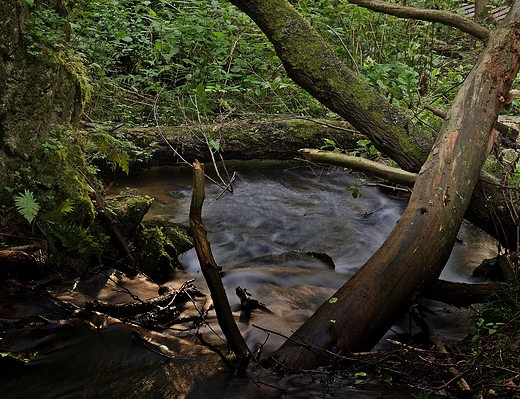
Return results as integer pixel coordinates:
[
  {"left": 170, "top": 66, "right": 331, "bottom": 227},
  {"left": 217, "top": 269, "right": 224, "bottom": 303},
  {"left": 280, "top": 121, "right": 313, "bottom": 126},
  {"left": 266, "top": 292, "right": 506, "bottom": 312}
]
[
  {"left": 347, "top": 0, "right": 490, "bottom": 41},
  {"left": 189, "top": 160, "right": 251, "bottom": 371},
  {"left": 299, "top": 148, "right": 417, "bottom": 186}
]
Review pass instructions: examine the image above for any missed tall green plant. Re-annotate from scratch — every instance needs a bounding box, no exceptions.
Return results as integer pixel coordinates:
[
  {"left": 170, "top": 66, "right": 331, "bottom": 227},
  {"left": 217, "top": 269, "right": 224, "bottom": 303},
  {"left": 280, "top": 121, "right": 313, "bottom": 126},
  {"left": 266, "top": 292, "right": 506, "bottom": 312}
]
[{"left": 70, "top": 0, "right": 320, "bottom": 125}]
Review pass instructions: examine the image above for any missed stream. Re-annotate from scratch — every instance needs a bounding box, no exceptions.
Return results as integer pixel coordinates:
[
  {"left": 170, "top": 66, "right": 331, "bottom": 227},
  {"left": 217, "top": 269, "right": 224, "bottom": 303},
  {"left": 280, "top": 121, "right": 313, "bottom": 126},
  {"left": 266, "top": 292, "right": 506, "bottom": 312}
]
[{"left": 0, "top": 161, "right": 498, "bottom": 398}]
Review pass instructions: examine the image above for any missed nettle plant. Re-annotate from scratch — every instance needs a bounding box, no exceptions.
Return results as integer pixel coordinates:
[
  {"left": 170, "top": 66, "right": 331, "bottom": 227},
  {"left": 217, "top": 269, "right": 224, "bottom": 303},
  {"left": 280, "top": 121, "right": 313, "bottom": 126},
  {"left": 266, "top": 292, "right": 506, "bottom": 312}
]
[
  {"left": 23, "top": 1, "right": 68, "bottom": 56},
  {"left": 71, "top": 0, "right": 319, "bottom": 125}
]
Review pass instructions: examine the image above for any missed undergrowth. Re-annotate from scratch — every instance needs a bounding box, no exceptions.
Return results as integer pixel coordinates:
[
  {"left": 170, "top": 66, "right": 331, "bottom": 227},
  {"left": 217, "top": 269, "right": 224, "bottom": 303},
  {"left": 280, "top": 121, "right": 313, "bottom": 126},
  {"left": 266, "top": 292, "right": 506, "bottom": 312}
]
[{"left": 66, "top": 0, "right": 510, "bottom": 129}]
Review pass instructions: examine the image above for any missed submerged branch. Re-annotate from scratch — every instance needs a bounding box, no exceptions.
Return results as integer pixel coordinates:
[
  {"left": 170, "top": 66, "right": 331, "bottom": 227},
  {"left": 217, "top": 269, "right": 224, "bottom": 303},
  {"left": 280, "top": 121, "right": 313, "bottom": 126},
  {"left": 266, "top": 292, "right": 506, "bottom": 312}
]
[{"left": 88, "top": 186, "right": 138, "bottom": 274}]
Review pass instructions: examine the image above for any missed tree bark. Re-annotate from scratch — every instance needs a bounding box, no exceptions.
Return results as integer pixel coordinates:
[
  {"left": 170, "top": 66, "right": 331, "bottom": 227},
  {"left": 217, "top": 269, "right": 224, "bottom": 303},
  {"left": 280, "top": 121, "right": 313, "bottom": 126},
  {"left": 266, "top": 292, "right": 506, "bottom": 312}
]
[
  {"left": 189, "top": 160, "right": 251, "bottom": 369},
  {"left": 228, "top": 0, "right": 520, "bottom": 252},
  {"left": 299, "top": 148, "right": 417, "bottom": 186},
  {"left": 347, "top": 0, "right": 490, "bottom": 41},
  {"left": 263, "top": 2, "right": 520, "bottom": 370}
]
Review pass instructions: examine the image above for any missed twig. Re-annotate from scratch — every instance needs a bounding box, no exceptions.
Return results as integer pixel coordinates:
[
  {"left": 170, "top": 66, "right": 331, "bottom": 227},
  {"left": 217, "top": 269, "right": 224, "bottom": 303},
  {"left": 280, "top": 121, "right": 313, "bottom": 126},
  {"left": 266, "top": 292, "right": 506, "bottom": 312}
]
[
  {"left": 386, "top": 338, "right": 428, "bottom": 352},
  {"left": 131, "top": 329, "right": 175, "bottom": 360},
  {"left": 327, "top": 25, "right": 360, "bottom": 75},
  {"left": 88, "top": 186, "right": 138, "bottom": 273},
  {"left": 197, "top": 333, "right": 237, "bottom": 371},
  {"left": 410, "top": 304, "right": 471, "bottom": 392}
]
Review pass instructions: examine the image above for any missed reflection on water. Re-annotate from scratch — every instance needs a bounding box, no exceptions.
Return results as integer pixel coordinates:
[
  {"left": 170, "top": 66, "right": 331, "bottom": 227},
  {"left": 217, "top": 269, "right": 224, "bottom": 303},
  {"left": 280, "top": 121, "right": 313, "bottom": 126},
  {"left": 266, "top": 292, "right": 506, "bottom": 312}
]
[
  {"left": 1, "top": 161, "right": 498, "bottom": 398},
  {"left": 113, "top": 161, "right": 497, "bottom": 280},
  {"left": 110, "top": 161, "right": 498, "bottom": 348}
]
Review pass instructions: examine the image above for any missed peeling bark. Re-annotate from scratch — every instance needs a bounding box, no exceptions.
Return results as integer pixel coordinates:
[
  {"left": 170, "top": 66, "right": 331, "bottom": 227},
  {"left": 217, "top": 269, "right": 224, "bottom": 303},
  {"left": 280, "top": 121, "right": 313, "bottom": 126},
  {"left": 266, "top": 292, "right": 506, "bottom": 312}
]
[
  {"left": 263, "top": 2, "right": 520, "bottom": 369},
  {"left": 228, "top": 0, "right": 520, "bottom": 252}
]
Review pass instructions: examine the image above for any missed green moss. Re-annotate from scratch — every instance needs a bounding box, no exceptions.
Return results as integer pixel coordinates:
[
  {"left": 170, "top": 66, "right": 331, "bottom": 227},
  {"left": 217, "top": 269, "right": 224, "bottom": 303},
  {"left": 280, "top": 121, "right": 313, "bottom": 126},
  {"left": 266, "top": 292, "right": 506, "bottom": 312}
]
[
  {"left": 29, "top": 127, "right": 96, "bottom": 226},
  {"left": 483, "top": 154, "right": 507, "bottom": 180},
  {"left": 105, "top": 188, "right": 153, "bottom": 238},
  {"left": 137, "top": 220, "right": 194, "bottom": 282}
]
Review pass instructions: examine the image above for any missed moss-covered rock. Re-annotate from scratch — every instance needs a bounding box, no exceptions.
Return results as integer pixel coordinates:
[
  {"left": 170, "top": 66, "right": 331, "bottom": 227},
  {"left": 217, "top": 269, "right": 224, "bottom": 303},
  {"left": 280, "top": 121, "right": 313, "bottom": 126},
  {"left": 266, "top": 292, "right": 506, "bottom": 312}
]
[
  {"left": 105, "top": 188, "right": 153, "bottom": 239},
  {"left": 104, "top": 190, "right": 193, "bottom": 282},
  {"left": 135, "top": 220, "right": 194, "bottom": 283}
]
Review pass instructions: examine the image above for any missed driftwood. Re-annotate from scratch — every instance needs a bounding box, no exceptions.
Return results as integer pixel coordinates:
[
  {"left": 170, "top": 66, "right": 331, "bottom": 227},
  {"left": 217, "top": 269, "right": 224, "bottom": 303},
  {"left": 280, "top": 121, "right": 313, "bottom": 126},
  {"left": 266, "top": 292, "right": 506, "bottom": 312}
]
[
  {"left": 236, "top": 286, "right": 272, "bottom": 324},
  {"left": 299, "top": 148, "right": 417, "bottom": 186},
  {"left": 85, "top": 283, "right": 204, "bottom": 328},
  {"left": 189, "top": 160, "right": 251, "bottom": 369}
]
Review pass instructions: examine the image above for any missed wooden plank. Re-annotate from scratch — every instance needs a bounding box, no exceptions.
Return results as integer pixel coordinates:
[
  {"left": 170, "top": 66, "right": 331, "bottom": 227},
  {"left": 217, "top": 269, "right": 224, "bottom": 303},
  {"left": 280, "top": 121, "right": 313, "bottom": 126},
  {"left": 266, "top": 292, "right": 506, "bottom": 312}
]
[{"left": 461, "top": 3, "right": 510, "bottom": 20}]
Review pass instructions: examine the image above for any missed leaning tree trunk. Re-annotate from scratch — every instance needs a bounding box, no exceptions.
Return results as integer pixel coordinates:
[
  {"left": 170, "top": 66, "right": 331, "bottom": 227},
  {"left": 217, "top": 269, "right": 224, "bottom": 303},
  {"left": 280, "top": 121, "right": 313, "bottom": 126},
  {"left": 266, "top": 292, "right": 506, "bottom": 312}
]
[
  {"left": 257, "top": 3, "right": 519, "bottom": 369},
  {"left": 228, "top": 0, "right": 519, "bottom": 252}
]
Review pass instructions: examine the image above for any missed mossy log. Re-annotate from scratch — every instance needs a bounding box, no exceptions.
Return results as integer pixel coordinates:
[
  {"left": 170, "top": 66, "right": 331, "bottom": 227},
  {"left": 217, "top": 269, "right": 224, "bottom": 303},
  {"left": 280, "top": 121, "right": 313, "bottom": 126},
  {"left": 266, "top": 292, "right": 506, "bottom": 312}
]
[{"left": 120, "top": 118, "right": 363, "bottom": 171}]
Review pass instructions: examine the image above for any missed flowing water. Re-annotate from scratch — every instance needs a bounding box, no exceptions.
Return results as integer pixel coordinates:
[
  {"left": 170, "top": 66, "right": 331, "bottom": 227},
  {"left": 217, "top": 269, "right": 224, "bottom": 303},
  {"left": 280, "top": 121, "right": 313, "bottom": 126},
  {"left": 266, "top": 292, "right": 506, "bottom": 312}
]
[{"left": 0, "top": 161, "right": 498, "bottom": 398}]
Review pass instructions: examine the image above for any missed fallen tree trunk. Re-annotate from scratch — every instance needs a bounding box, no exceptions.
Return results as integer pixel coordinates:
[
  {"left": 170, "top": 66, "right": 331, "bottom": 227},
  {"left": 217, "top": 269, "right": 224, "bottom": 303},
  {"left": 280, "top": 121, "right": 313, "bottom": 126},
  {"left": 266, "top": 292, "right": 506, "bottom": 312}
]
[
  {"left": 423, "top": 279, "right": 520, "bottom": 308},
  {"left": 263, "top": 1, "right": 520, "bottom": 370},
  {"left": 121, "top": 118, "right": 363, "bottom": 171},
  {"left": 227, "top": 0, "right": 520, "bottom": 253}
]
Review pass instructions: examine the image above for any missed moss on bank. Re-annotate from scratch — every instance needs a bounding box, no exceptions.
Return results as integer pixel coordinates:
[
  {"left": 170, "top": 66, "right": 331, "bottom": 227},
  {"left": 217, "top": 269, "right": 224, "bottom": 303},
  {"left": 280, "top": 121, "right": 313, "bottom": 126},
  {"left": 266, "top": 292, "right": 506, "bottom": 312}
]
[
  {"left": 136, "top": 220, "right": 194, "bottom": 283},
  {"left": 104, "top": 189, "right": 193, "bottom": 282}
]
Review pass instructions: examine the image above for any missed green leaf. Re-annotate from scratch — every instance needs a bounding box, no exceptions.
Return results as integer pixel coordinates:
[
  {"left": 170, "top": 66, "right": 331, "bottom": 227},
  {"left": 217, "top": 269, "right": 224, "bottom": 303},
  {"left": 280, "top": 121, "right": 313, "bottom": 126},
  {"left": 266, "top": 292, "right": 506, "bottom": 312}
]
[
  {"left": 58, "top": 199, "right": 74, "bottom": 214},
  {"left": 209, "top": 138, "right": 220, "bottom": 152},
  {"left": 329, "top": 297, "right": 338, "bottom": 304},
  {"left": 14, "top": 190, "right": 40, "bottom": 224},
  {"left": 417, "top": 390, "right": 429, "bottom": 399},
  {"left": 25, "top": 0, "right": 34, "bottom": 6}
]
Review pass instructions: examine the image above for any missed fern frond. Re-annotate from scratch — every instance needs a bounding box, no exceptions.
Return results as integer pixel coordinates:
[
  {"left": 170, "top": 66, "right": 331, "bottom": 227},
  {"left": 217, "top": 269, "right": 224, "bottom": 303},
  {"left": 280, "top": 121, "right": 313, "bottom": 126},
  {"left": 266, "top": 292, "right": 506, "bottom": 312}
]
[
  {"left": 44, "top": 220, "right": 97, "bottom": 256},
  {"left": 59, "top": 199, "right": 75, "bottom": 214},
  {"left": 14, "top": 190, "right": 40, "bottom": 224}
]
